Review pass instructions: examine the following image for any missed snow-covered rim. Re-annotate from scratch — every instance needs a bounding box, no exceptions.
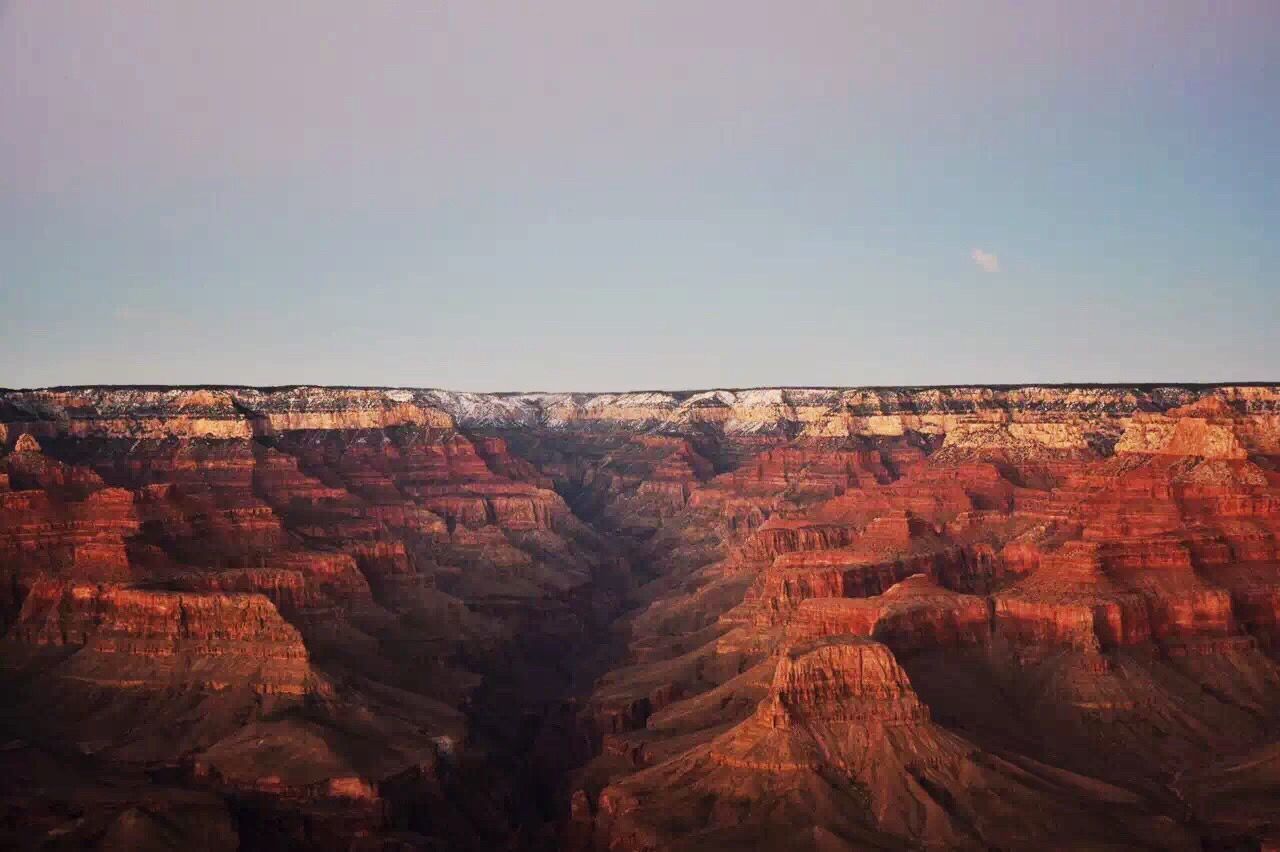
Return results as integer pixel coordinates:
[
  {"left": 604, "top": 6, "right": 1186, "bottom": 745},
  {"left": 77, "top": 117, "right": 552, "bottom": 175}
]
[{"left": 2, "top": 384, "right": 1278, "bottom": 435}]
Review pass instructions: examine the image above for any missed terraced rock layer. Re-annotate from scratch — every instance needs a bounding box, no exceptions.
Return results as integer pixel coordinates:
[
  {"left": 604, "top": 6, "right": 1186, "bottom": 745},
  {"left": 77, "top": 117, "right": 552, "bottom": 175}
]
[{"left": 2, "top": 383, "right": 1280, "bottom": 850}]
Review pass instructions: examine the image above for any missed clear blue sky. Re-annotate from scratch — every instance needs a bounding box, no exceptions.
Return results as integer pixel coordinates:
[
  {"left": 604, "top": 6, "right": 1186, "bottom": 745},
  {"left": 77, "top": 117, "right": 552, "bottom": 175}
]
[{"left": 2, "top": 1, "right": 1276, "bottom": 390}]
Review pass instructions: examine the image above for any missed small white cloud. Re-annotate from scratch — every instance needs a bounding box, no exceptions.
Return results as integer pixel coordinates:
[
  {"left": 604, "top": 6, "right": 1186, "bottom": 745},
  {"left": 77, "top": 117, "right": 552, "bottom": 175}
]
[{"left": 971, "top": 248, "right": 1000, "bottom": 273}]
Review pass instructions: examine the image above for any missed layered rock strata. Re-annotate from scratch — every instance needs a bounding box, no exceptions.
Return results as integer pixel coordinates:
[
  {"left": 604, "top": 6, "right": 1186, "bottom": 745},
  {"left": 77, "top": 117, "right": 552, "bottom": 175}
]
[{"left": 1, "top": 383, "right": 1279, "bottom": 849}]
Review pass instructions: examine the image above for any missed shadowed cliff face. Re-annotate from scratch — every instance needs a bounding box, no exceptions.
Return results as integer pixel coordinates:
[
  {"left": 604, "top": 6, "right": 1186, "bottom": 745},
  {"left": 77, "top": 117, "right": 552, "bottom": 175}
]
[{"left": 2, "top": 384, "right": 1280, "bottom": 850}]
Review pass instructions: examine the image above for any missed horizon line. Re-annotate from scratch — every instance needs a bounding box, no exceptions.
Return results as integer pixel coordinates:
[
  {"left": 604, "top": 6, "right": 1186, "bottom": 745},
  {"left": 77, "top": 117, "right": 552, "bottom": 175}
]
[{"left": 5, "top": 381, "right": 1279, "bottom": 397}]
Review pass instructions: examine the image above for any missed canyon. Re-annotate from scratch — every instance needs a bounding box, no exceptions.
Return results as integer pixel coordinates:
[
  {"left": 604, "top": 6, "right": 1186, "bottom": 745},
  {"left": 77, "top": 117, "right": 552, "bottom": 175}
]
[{"left": 1, "top": 383, "right": 1280, "bottom": 850}]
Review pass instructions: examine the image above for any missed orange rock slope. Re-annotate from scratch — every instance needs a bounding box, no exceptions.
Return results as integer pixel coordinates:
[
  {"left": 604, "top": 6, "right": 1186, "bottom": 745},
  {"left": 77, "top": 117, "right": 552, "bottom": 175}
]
[{"left": 2, "top": 384, "right": 1280, "bottom": 850}]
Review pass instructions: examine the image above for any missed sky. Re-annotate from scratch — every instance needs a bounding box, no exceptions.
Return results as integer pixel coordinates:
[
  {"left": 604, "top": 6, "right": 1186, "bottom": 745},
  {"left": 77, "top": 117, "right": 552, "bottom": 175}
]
[{"left": 2, "top": 1, "right": 1277, "bottom": 391}]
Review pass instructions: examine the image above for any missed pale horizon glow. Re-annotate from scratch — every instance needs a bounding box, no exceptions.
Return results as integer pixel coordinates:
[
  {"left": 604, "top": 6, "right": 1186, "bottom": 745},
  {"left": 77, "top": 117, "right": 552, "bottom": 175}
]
[{"left": 3, "top": 1, "right": 1277, "bottom": 391}]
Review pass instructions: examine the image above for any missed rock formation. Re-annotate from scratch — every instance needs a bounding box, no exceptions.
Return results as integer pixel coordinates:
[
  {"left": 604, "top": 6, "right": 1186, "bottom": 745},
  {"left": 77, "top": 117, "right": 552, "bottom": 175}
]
[{"left": 1, "top": 383, "right": 1279, "bottom": 849}]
